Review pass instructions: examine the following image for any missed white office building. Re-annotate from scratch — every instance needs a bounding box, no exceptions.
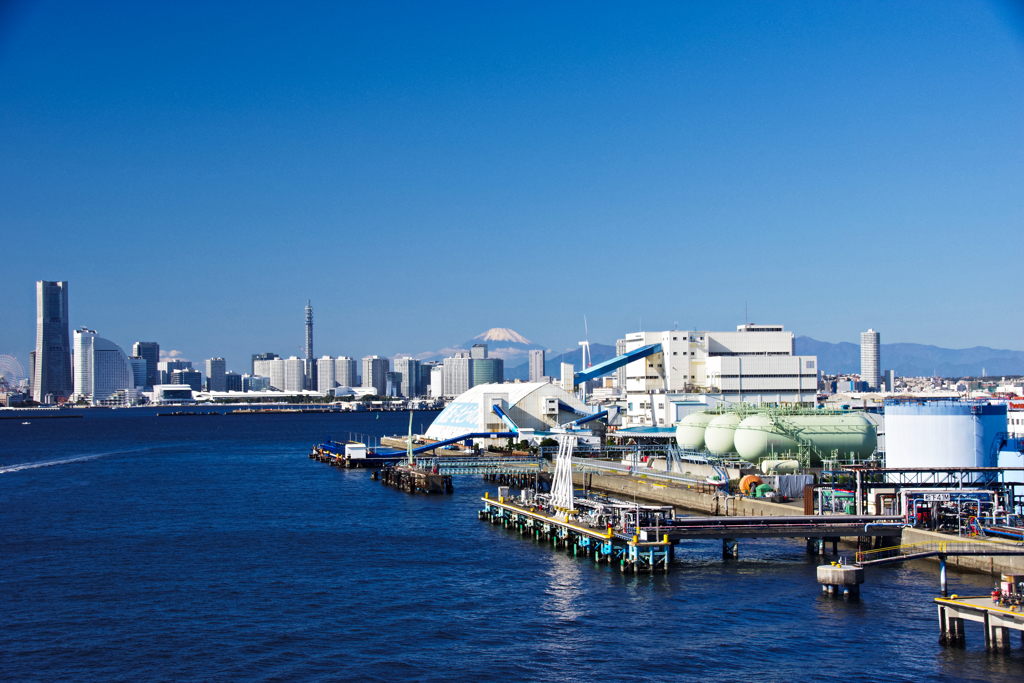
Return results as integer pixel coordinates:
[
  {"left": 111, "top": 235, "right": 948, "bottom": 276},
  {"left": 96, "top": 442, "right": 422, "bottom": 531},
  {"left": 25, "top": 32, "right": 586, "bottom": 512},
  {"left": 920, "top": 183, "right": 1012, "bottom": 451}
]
[
  {"left": 861, "top": 329, "right": 880, "bottom": 390},
  {"left": 72, "top": 328, "right": 135, "bottom": 405},
  {"left": 443, "top": 353, "right": 474, "bottom": 398},
  {"left": 430, "top": 364, "right": 445, "bottom": 399},
  {"left": 334, "top": 356, "right": 357, "bottom": 387},
  {"left": 283, "top": 357, "right": 307, "bottom": 392},
  {"left": 317, "top": 356, "right": 336, "bottom": 394},
  {"left": 205, "top": 357, "right": 226, "bottom": 392}
]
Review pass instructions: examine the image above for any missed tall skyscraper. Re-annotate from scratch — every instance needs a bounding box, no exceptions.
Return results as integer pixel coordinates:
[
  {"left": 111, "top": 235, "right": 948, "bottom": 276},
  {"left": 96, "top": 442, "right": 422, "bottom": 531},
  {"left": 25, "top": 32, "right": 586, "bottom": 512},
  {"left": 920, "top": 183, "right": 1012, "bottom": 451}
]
[
  {"left": 317, "top": 356, "right": 336, "bottom": 394},
  {"left": 129, "top": 356, "right": 147, "bottom": 390},
  {"left": 362, "top": 356, "right": 389, "bottom": 395},
  {"left": 171, "top": 368, "right": 203, "bottom": 392},
  {"left": 529, "top": 349, "right": 545, "bottom": 382},
  {"left": 33, "top": 280, "right": 72, "bottom": 402},
  {"left": 472, "top": 358, "right": 503, "bottom": 386},
  {"left": 73, "top": 328, "right": 134, "bottom": 404},
  {"left": 471, "top": 343, "right": 488, "bottom": 359},
  {"left": 861, "top": 329, "right": 880, "bottom": 390},
  {"left": 132, "top": 342, "right": 160, "bottom": 388},
  {"left": 393, "top": 356, "right": 421, "bottom": 397},
  {"left": 205, "top": 358, "right": 226, "bottom": 392},
  {"left": 158, "top": 359, "right": 192, "bottom": 384},
  {"left": 305, "top": 300, "right": 315, "bottom": 390}
]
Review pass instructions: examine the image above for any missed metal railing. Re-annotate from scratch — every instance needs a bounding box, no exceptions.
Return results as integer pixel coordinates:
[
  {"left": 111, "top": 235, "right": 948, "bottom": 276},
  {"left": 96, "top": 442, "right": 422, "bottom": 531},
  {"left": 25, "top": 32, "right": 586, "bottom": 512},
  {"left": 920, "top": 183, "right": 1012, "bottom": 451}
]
[{"left": 855, "top": 538, "right": 1024, "bottom": 565}]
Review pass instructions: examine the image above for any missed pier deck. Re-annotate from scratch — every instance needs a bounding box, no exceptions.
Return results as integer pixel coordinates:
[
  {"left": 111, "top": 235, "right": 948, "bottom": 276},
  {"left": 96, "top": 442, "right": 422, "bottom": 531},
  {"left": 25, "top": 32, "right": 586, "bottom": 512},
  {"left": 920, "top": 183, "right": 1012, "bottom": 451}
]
[{"left": 937, "top": 595, "right": 1024, "bottom": 651}]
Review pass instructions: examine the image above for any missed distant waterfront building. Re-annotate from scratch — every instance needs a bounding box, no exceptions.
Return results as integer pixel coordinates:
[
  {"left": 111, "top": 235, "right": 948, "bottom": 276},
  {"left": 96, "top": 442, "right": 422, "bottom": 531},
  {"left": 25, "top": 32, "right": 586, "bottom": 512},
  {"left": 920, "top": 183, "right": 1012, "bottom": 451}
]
[
  {"left": 529, "top": 349, "right": 545, "bottom": 382},
  {"left": 225, "top": 372, "right": 242, "bottom": 392},
  {"left": 385, "top": 371, "right": 401, "bottom": 397},
  {"left": 251, "top": 352, "right": 279, "bottom": 376},
  {"left": 158, "top": 359, "right": 193, "bottom": 384},
  {"left": 861, "top": 329, "right": 880, "bottom": 390},
  {"left": 129, "top": 356, "right": 147, "bottom": 390},
  {"left": 171, "top": 368, "right": 203, "bottom": 392},
  {"left": 472, "top": 358, "right": 504, "bottom": 386},
  {"left": 362, "top": 356, "right": 389, "bottom": 396},
  {"left": 205, "top": 358, "right": 227, "bottom": 392},
  {"left": 33, "top": 280, "right": 73, "bottom": 402},
  {"left": 430, "top": 364, "right": 445, "bottom": 399},
  {"left": 242, "top": 374, "right": 270, "bottom": 392},
  {"left": 72, "top": 328, "right": 135, "bottom": 404},
  {"left": 471, "top": 344, "right": 488, "bottom": 360},
  {"left": 132, "top": 342, "right": 160, "bottom": 388},
  {"left": 883, "top": 369, "right": 896, "bottom": 393},
  {"left": 317, "top": 356, "right": 336, "bottom": 394},
  {"left": 393, "top": 356, "right": 421, "bottom": 397},
  {"left": 420, "top": 361, "right": 441, "bottom": 396},
  {"left": 335, "top": 356, "right": 357, "bottom": 387},
  {"left": 443, "top": 353, "right": 473, "bottom": 397},
  {"left": 283, "top": 357, "right": 306, "bottom": 392}
]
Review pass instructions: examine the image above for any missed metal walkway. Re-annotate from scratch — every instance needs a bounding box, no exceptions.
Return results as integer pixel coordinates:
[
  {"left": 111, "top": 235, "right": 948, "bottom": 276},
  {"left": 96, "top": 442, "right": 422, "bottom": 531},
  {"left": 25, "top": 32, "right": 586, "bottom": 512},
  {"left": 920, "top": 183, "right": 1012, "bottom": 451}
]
[
  {"left": 855, "top": 539, "right": 1024, "bottom": 566},
  {"left": 415, "top": 455, "right": 542, "bottom": 476},
  {"left": 636, "top": 514, "right": 905, "bottom": 542}
]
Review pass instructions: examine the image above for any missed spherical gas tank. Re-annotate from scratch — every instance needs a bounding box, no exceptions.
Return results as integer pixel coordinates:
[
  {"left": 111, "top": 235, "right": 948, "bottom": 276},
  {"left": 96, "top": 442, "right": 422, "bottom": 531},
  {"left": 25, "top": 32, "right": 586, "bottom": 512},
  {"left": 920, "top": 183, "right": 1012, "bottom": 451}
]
[
  {"left": 734, "top": 414, "right": 798, "bottom": 461},
  {"left": 675, "top": 411, "right": 715, "bottom": 450},
  {"left": 704, "top": 413, "right": 743, "bottom": 455}
]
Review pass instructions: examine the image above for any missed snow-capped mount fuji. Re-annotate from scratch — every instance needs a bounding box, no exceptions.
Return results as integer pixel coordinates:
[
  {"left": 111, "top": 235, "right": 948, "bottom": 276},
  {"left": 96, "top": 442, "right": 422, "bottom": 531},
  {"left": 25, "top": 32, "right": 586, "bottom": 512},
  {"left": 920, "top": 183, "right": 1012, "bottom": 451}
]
[{"left": 458, "top": 328, "right": 547, "bottom": 363}]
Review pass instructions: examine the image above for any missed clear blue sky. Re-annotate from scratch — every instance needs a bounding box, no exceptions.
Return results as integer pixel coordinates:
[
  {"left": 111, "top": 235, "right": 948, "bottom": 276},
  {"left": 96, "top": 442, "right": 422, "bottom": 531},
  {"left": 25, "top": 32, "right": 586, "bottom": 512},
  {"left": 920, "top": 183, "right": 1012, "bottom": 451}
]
[{"left": 2, "top": 1, "right": 1022, "bottom": 374}]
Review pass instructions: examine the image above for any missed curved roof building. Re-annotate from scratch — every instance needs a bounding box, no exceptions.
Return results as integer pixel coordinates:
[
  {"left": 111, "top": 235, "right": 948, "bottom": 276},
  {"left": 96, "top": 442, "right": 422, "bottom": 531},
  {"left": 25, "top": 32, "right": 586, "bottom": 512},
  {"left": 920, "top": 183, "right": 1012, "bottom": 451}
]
[{"left": 425, "top": 382, "right": 592, "bottom": 443}]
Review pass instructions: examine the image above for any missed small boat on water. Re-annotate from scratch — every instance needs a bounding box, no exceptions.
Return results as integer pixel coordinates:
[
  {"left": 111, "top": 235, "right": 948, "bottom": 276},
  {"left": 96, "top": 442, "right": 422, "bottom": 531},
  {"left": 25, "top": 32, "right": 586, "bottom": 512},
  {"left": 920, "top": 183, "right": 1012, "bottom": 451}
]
[{"left": 21, "top": 421, "right": 30, "bottom": 425}]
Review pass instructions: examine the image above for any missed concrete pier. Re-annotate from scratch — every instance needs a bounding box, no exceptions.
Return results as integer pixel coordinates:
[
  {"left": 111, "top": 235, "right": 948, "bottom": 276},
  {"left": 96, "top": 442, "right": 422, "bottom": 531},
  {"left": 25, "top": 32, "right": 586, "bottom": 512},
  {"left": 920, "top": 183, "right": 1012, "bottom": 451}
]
[
  {"left": 817, "top": 563, "right": 864, "bottom": 598},
  {"left": 936, "top": 595, "right": 1024, "bottom": 652}
]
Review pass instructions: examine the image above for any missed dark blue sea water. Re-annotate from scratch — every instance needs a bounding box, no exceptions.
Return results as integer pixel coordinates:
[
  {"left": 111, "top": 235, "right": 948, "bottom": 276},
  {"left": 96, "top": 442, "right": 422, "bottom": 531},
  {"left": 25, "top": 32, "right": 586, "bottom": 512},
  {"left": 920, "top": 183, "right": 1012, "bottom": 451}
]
[{"left": 1, "top": 409, "right": 1021, "bottom": 682}]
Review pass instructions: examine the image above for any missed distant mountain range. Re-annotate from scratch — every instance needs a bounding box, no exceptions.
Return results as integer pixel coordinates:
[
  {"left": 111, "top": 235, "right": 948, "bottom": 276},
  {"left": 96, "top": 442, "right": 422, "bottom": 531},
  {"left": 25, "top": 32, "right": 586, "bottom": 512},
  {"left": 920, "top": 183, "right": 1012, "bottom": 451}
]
[
  {"left": 418, "top": 329, "right": 1024, "bottom": 380},
  {"left": 794, "top": 337, "right": 1024, "bottom": 378}
]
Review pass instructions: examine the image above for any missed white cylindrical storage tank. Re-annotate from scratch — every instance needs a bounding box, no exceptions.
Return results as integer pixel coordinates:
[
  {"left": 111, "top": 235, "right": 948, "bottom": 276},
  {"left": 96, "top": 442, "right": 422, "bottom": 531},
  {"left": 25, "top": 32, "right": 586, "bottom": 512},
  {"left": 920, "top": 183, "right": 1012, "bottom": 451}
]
[
  {"left": 705, "top": 413, "right": 742, "bottom": 455},
  {"left": 885, "top": 402, "right": 1007, "bottom": 468},
  {"left": 675, "top": 411, "right": 715, "bottom": 450}
]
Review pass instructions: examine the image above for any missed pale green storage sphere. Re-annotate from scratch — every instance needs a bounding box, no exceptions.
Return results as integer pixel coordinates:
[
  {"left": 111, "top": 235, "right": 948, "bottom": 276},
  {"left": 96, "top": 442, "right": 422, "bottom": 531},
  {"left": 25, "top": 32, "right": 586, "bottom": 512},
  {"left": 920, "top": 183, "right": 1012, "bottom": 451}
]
[
  {"left": 675, "top": 411, "right": 716, "bottom": 450},
  {"left": 704, "top": 413, "right": 743, "bottom": 454}
]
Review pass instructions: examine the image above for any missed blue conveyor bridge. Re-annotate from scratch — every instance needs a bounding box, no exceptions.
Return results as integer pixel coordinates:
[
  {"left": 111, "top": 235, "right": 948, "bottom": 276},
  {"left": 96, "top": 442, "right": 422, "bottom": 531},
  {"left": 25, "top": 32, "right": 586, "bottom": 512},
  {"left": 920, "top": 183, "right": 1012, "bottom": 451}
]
[{"left": 571, "top": 343, "right": 662, "bottom": 387}]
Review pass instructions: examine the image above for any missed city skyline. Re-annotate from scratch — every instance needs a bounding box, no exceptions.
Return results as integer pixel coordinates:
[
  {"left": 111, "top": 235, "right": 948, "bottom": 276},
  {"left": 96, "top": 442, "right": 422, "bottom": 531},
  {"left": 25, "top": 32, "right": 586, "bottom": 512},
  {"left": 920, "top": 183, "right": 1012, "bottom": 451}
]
[{"left": 2, "top": 2, "right": 1022, "bottom": 371}]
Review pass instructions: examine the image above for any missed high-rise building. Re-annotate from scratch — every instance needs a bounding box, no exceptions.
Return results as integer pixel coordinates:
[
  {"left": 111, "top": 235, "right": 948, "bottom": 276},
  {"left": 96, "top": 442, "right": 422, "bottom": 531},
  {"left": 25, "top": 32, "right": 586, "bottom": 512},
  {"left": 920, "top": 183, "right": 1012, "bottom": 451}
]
[
  {"left": 335, "top": 356, "right": 357, "bottom": 387},
  {"left": 430, "top": 364, "right": 445, "bottom": 399},
  {"left": 317, "top": 356, "right": 336, "bottom": 393},
  {"left": 528, "top": 349, "right": 545, "bottom": 382},
  {"left": 883, "top": 369, "right": 895, "bottom": 393},
  {"left": 242, "top": 375, "right": 270, "bottom": 392},
  {"left": 129, "top": 356, "right": 147, "bottom": 390},
  {"left": 861, "top": 329, "right": 880, "bottom": 390},
  {"left": 305, "top": 301, "right": 315, "bottom": 390},
  {"left": 132, "top": 342, "right": 160, "bottom": 388},
  {"left": 443, "top": 353, "right": 473, "bottom": 397},
  {"left": 393, "top": 357, "right": 421, "bottom": 397},
  {"left": 472, "top": 358, "right": 503, "bottom": 386},
  {"left": 73, "top": 328, "right": 135, "bottom": 404},
  {"left": 420, "top": 361, "right": 440, "bottom": 396},
  {"left": 205, "top": 358, "right": 226, "bottom": 392},
  {"left": 362, "top": 356, "right": 389, "bottom": 396},
  {"left": 471, "top": 344, "right": 488, "bottom": 360},
  {"left": 252, "top": 352, "right": 279, "bottom": 376},
  {"left": 385, "top": 371, "right": 401, "bottom": 397},
  {"left": 158, "top": 359, "right": 193, "bottom": 384},
  {"left": 171, "top": 368, "right": 203, "bottom": 392},
  {"left": 283, "top": 357, "right": 306, "bottom": 392},
  {"left": 33, "top": 280, "right": 72, "bottom": 402},
  {"left": 225, "top": 372, "right": 242, "bottom": 392}
]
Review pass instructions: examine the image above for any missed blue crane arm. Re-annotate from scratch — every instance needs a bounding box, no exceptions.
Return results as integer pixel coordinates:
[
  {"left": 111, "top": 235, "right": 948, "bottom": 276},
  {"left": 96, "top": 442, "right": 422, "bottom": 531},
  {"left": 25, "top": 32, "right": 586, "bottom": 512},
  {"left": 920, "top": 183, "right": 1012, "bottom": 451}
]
[
  {"left": 491, "top": 404, "right": 519, "bottom": 433},
  {"left": 572, "top": 343, "right": 663, "bottom": 387}
]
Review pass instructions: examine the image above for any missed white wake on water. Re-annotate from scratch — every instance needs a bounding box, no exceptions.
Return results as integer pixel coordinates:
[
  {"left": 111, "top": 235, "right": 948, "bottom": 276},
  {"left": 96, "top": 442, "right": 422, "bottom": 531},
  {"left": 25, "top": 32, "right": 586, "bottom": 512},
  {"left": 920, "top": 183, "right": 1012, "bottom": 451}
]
[{"left": 0, "top": 447, "right": 154, "bottom": 474}]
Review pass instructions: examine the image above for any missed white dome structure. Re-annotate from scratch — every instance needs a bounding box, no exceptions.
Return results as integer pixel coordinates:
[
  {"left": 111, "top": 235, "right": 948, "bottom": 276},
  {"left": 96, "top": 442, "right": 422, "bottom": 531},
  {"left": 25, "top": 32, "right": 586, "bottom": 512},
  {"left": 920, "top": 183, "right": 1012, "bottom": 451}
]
[{"left": 425, "top": 382, "right": 593, "bottom": 444}]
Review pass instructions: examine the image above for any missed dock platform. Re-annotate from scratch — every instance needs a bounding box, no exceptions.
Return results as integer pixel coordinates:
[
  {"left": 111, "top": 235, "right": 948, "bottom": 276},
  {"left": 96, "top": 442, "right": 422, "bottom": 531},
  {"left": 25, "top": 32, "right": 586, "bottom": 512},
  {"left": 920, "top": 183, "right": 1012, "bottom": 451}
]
[{"left": 936, "top": 594, "right": 1024, "bottom": 651}]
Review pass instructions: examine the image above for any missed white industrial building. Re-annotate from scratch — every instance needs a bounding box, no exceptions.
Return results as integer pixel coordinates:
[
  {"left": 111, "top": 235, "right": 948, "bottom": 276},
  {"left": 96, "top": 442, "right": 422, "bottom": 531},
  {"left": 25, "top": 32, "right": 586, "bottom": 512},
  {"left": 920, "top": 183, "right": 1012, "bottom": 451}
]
[
  {"left": 618, "top": 324, "right": 818, "bottom": 427},
  {"left": 425, "top": 381, "right": 593, "bottom": 447}
]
